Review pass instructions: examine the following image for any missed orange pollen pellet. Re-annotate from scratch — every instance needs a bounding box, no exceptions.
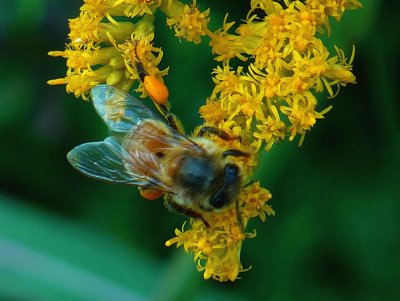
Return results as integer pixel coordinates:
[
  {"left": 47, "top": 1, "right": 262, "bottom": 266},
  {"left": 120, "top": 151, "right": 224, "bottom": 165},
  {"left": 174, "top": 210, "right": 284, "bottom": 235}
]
[
  {"left": 139, "top": 187, "right": 164, "bottom": 200},
  {"left": 143, "top": 75, "right": 169, "bottom": 105}
]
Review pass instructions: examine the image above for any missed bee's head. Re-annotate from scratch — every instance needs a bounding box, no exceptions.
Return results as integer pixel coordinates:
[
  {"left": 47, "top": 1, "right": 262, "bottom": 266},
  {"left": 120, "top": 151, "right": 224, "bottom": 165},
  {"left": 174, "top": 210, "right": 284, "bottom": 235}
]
[{"left": 174, "top": 147, "right": 248, "bottom": 212}]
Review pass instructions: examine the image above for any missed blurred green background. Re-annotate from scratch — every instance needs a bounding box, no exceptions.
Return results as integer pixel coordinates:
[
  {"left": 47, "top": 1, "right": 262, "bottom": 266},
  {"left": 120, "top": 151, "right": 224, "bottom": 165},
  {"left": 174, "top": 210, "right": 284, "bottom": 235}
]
[{"left": 1, "top": 0, "right": 398, "bottom": 300}]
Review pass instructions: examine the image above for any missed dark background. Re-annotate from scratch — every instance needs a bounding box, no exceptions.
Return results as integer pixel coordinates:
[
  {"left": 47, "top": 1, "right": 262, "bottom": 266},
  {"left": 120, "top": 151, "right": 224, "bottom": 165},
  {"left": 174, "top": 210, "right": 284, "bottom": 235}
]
[{"left": 1, "top": 0, "right": 398, "bottom": 300}]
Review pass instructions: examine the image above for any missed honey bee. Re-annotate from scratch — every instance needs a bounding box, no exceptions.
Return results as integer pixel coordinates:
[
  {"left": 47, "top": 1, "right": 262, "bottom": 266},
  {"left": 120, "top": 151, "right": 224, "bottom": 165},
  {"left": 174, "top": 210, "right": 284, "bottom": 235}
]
[{"left": 67, "top": 85, "right": 249, "bottom": 225}]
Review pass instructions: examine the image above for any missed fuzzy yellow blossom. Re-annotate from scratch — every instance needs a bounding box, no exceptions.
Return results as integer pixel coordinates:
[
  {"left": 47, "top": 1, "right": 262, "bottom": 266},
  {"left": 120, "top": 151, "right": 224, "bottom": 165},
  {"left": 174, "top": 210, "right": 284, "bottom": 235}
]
[
  {"left": 201, "top": 0, "right": 361, "bottom": 150},
  {"left": 48, "top": 5, "right": 165, "bottom": 99},
  {"left": 166, "top": 181, "right": 273, "bottom": 281},
  {"left": 49, "top": 0, "right": 361, "bottom": 282},
  {"left": 162, "top": 0, "right": 210, "bottom": 44},
  {"left": 170, "top": 0, "right": 360, "bottom": 281}
]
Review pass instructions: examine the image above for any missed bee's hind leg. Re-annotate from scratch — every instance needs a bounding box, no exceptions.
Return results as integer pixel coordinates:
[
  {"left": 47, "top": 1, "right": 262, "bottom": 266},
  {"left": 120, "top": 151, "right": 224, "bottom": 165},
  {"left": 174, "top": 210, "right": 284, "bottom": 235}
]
[
  {"left": 135, "top": 60, "right": 185, "bottom": 134},
  {"left": 164, "top": 196, "right": 210, "bottom": 227},
  {"left": 156, "top": 104, "right": 185, "bottom": 134}
]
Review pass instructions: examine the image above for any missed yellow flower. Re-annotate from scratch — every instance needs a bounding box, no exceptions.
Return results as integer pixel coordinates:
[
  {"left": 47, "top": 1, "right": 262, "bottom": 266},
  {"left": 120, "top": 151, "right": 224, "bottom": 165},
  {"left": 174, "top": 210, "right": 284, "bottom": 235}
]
[
  {"left": 305, "top": 0, "right": 363, "bottom": 27},
  {"left": 208, "top": 16, "right": 248, "bottom": 62},
  {"left": 113, "top": 0, "right": 162, "bottom": 18},
  {"left": 166, "top": 181, "right": 273, "bottom": 282},
  {"left": 253, "top": 105, "right": 286, "bottom": 151},
  {"left": 48, "top": 5, "right": 165, "bottom": 99},
  {"left": 162, "top": 0, "right": 210, "bottom": 44},
  {"left": 204, "top": 0, "right": 360, "bottom": 149},
  {"left": 116, "top": 33, "right": 169, "bottom": 98},
  {"left": 211, "top": 65, "right": 246, "bottom": 98},
  {"left": 199, "top": 100, "right": 228, "bottom": 126},
  {"left": 49, "top": 0, "right": 361, "bottom": 281}
]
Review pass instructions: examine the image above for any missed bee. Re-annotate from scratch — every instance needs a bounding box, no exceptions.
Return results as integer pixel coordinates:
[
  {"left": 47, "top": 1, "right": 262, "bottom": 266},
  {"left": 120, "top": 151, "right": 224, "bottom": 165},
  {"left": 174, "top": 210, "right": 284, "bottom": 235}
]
[{"left": 67, "top": 85, "right": 249, "bottom": 226}]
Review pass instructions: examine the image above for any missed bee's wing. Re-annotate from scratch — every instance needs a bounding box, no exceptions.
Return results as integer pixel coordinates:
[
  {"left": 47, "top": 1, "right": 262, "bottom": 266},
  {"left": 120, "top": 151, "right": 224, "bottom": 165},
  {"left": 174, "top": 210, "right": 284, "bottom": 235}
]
[
  {"left": 71, "top": 85, "right": 202, "bottom": 193},
  {"left": 90, "top": 84, "right": 159, "bottom": 134},
  {"left": 67, "top": 136, "right": 172, "bottom": 191}
]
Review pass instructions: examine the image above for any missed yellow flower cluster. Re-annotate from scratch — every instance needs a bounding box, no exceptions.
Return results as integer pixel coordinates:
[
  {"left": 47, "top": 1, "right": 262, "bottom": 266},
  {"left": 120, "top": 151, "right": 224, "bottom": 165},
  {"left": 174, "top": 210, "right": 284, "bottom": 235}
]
[
  {"left": 201, "top": 0, "right": 361, "bottom": 150},
  {"left": 49, "top": 0, "right": 361, "bottom": 282},
  {"left": 48, "top": 0, "right": 210, "bottom": 99},
  {"left": 168, "top": 0, "right": 361, "bottom": 282},
  {"left": 163, "top": 0, "right": 210, "bottom": 44},
  {"left": 166, "top": 181, "right": 274, "bottom": 281}
]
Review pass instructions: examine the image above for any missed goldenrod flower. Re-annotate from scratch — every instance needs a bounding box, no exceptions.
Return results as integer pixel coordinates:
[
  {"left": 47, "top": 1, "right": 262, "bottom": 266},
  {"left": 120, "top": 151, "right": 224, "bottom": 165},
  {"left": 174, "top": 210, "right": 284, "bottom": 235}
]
[
  {"left": 169, "top": 0, "right": 360, "bottom": 281},
  {"left": 166, "top": 181, "right": 273, "bottom": 281},
  {"left": 113, "top": 0, "right": 162, "bottom": 18},
  {"left": 49, "top": 0, "right": 361, "bottom": 282},
  {"left": 253, "top": 105, "right": 286, "bottom": 151},
  {"left": 201, "top": 0, "right": 360, "bottom": 150},
  {"left": 162, "top": 0, "right": 210, "bottom": 44},
  {"left": 48, "top": 6, "right": 165, "bottom": 99}
]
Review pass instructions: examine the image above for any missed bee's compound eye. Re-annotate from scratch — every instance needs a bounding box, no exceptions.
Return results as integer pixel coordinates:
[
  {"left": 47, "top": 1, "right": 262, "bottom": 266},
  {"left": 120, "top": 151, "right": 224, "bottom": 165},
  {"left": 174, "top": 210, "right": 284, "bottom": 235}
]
[
  {"left": 225, "top": 164, "right": 239, "bottom": 185},
  {"left": 209, "top": 164, "right": 239, "bottom": 209}
]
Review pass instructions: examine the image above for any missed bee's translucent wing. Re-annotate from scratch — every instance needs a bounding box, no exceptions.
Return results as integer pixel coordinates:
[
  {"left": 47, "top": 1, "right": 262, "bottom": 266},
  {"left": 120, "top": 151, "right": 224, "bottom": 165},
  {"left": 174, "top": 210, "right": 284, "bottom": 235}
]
[
  {"left": 67, "top": 136, "right": 169, "bottom": 189},
  {"left": 91, "top": 84, "right": 159, "bottom": 134}
]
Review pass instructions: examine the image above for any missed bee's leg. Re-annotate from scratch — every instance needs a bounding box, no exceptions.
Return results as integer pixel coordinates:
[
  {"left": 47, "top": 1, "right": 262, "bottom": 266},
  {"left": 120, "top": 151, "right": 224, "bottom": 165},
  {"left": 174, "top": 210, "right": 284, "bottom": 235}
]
[
  {"left": 196, "top": 126, "right": 232, "bottom": 140},
  {"left": 197, "top": 127, "right": 250, "bottom": 157},
  {"left": 164, "top": 197, "right": 210, "bottom": 227},
  {"left": 135, "top": 61, "right": 185, "bottom": 134},
  {"left": 155, "top": 103, "right": 185, "bottom": 134},
  {"left": 235, "top": 198, "right": 244, "bottom": 232},
  {"left": 244, "top": 179, "right": 256, "bottom": 188},
  {"left": 136, "top": 61, "right": 147, "bottom": 82}
]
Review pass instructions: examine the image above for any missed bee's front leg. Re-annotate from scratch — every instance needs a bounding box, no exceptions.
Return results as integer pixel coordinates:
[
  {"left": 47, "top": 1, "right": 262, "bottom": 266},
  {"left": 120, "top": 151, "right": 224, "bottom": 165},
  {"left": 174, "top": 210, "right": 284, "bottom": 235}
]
[{"left": 196, "top": 126, "right": 232, "bottom": 140}]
